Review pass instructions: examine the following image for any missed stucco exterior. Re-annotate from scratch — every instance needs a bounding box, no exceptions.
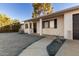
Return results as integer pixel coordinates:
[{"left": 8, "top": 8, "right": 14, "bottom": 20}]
[
  {"left": 64, "top": 9, "right": 79, "bottom": 40},
  {"left": 42, "top": 16, "right": 64, "bottom": 36},
  {"left": 24, "top": 21, "right": 34, "bottom": 34},
  {"left": 23, "top": 6, "right": 79, "bottom": 40},
  {"left": 24, "top": 22, "right": 29, "bottom": 33},
  {"left": 37, "top": 21, "right": 40, "bottom": 34},
  {"left": 20, "top": 24, "right": 24, "bottom": 30},
  {"left": 24, "top": 15, "right": 64, "bottom": 37}
]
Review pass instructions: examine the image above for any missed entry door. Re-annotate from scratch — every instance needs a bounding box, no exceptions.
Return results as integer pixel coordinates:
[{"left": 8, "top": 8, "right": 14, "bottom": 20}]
[
  {"left": 73, "top": 14, "right": 79, "bottom": 39},
  {"left": 33, "top": 23, "right": 37, "bottom": 33}
]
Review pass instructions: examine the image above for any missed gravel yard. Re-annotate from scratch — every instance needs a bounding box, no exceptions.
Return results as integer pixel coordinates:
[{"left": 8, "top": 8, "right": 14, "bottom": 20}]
[{"left": 0, "top": 33, "right": 43, "bottom": 56}]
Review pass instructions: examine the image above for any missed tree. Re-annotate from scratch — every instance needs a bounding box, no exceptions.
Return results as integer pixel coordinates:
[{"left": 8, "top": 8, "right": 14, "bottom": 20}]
[
  {"left": 32, "top": 3, "right": 43, "bottom": 18},
  {"left": 32, "top": 3, "right": 53, "bottom": 18},
  {"left": 0, "top": 13, "right": 20, "bottom": 32},
  {"left": 0, "top": 14, "right": 11, "bottom": 26},
  {"left": 43, "top": 3, "right": 52, "bottom": 15}
]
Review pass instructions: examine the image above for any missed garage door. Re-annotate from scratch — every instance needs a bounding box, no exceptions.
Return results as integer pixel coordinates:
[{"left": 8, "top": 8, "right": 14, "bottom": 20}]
[{"left": 73, "top": 14, "right": 79, "bottom": 39}]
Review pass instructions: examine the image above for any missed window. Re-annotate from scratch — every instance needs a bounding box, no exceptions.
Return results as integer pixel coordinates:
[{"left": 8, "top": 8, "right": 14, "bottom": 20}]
[
  {"left": 54, "top": 19, "right": 57, "bottom": 28},
  {"left": 25, "top": 24, "right": 28, "bottom": 28},
  {"left": 43, "top": 21, "right": 50, "bottom": 28},
  {"left": 50, "top": 19, "right": 57, "bottom": 28},
  {"left": 50, "top": 20, "right": 54, "bottom": 28},
  {"left": 42, "top": 19, "right": 57, "bottom": 29}
]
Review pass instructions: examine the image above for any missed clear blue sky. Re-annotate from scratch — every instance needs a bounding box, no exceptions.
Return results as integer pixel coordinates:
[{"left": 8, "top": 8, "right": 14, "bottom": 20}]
[{"left": 0, "top": 3, "right": 79, "bottom": 21}]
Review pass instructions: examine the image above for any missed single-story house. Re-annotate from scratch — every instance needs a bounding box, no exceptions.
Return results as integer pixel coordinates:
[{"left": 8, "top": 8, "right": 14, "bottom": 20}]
[{"left": 23, "top": 5, "right": 79, "bottom": 40}]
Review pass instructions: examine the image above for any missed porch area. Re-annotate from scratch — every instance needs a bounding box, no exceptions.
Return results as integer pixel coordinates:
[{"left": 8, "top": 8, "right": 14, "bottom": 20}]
[{"left": 24, "top": 15, "right": 64, "bottom": 37}]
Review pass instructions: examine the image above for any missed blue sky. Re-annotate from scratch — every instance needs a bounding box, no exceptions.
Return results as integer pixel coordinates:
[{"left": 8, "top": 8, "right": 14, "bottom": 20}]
[{"left": 0, "top": 3, "right": 79, "bottom": 21}]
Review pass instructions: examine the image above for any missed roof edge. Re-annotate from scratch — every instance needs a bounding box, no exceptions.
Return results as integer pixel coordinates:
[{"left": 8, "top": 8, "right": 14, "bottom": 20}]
[{"left": 24, "top": 5, "right": 79, "bottom": 22}]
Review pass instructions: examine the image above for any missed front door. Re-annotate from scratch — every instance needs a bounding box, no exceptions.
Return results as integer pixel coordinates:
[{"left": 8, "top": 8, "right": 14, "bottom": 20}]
[
  {"left": 33, "top": 22, "right": 37, "bottom": 33},
  {"left": 73, "top": 14, "right": 79, "bottom": 39}
]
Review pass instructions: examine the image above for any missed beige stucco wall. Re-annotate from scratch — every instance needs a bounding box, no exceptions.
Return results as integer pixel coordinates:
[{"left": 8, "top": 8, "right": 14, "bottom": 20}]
[
  {"left": 42, "top": 16, "right": 64, "bottom": 36},
  {"left": 24, "top": 22, "right": 33, "bottom": 34},
  {"left": 24, "top": 22, "right": 29, "bottom": 33},
  {"left": 23, "top": 9, "right": 79, "bottom": 39},
  {"left": 39, "top": 16, "right": 64, "bottom": 36},
  {"left": 20, "top": 24, "right": 24, "bottom": 30},
  {"left": 37, "top": 21, "right": 40, "bottom": 34},
  {"left": 64, "top": 9, "right": 79, "bottom": 40}
]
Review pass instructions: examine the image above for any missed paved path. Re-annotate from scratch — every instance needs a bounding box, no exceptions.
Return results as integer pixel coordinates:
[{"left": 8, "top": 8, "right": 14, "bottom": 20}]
[
  {"left": 56, "top": 40, "right": 79, "bottom": 56},
  {"left": 19, "top": 36, "right": 56, "bottom": 56},
  {"left": 0, "top": 33, "right": 43, "bottom": 56}
]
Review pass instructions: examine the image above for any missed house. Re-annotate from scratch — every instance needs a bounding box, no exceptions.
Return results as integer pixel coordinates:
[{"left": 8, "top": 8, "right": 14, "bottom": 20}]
[
  {"left": 23, "top": 5, "right": 79, "bottom": 40},
  {"left": 20, "top": 22, "right": 24, "bottom": 30},
  {"left": 19, "top": 22, "right": 24, "bottom": 33}
]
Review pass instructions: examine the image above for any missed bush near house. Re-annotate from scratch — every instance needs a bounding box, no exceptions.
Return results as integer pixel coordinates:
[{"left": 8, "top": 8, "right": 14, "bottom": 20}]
[{"left": 0, "top": 22, "right": 21, "bottom": 32}]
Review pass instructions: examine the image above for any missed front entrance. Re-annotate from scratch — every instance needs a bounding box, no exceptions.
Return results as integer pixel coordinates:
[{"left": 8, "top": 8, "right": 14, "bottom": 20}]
[
  {"left": 73, "top": 14, "right": 79, "bottom": 39},
  {"left": 33, "top": 22, "right": 37, "bottom": 33}
]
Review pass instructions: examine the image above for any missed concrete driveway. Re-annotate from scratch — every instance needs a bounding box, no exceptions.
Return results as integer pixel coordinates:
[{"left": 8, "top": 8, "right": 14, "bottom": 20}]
[
  {"left": 0, "top": 33, "right": 43, "bottom": 56},
  {"left": 56, "top": 40, "right": 79, "bottom": 56},
  {"left": 19, "top": 36, "right": 56, "bottom": 56}
]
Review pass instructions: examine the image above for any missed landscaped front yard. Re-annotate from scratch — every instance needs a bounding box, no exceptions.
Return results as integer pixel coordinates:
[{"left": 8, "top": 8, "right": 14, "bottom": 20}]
[{"left": 0, "top": 33, "right": 43, "bottom": 56}]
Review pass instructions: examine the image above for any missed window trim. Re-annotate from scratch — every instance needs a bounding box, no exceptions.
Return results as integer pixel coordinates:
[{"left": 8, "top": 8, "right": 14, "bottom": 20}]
[
  {"left": 42, "top": 21, "right": 50, "bottom": 28},
  {"left": 50, "top": 20, "right": 54, "bottom": 28},
  {"left": 42, "top": 18, "right": 57, "bottom": 29},
  {"left": 25, "top": 24, "right": 28, "bottom": 29}
]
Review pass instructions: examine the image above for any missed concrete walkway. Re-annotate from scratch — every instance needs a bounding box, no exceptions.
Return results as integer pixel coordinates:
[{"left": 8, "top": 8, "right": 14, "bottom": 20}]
[
  {"left": 56, "top": 40, "right": 79, "bottom": 56},
  {"left": 19, "top": 36, "right": 56, "bottom": 56}
]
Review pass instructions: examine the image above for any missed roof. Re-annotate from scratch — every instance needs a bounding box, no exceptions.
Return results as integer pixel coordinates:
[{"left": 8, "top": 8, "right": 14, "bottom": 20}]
[
  {"left": 24, "top": 5, "right": 79, "bottom": 22},
  {"left": 20, "top": 22, "right": 24, "bottom": 24}
]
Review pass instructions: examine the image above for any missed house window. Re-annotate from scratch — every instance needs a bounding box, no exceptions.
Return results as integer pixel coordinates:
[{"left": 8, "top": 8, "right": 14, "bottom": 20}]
[
  {"left": 43, "top": 21, "right": 50, "bottom": 28},
  {"left": 54, "top": 19, "right": 57, "bottom": 28},
  {"left": 25, "top": 24, "right": 28, "bottom": 28},
  {"left": 50, "top": 20, "right": 54, "bottom": 28},
  {"left": 42, "top": 19, "right": 57, "bottom": 29}
]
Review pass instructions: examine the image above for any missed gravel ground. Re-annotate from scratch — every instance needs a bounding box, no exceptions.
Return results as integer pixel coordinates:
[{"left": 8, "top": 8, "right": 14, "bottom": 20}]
[{"left": 0, "top": 33, "right": 43, "bottom": 56}]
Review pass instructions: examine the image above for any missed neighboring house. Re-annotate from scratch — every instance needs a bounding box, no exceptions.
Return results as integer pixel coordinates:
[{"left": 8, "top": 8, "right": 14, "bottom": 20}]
[{"left": 23, "top": 5, "right": 79, "bottom": 40}]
